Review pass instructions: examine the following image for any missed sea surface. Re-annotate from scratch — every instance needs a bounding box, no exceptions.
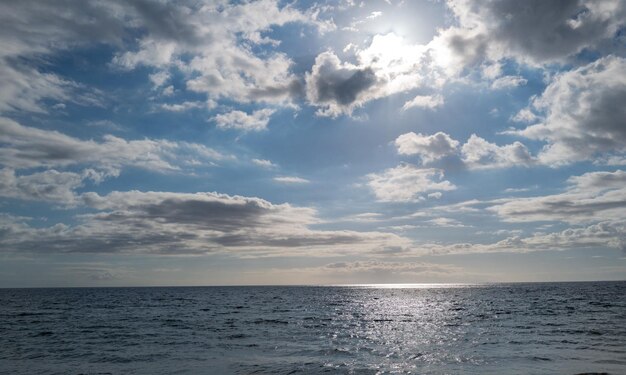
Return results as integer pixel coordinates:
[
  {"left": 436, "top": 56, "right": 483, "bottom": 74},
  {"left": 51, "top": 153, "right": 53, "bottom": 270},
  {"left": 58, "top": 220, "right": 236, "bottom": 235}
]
[{"left": 0, "top": 282, "right": 625, "bottom": 374}]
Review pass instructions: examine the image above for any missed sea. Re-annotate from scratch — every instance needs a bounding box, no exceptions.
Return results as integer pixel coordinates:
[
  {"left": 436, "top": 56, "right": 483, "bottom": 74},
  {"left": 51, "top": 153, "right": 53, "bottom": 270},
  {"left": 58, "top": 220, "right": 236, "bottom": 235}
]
[{"left": 0, "top": 281, "right": 624, "bottom": 374}]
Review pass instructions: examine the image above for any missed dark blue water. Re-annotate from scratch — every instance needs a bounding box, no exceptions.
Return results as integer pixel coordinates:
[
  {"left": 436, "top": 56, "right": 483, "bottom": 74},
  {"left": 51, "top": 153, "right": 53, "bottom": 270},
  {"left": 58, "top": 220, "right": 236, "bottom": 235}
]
[{"left": 1, "top": 282, "right": 625, "bottom": 374}]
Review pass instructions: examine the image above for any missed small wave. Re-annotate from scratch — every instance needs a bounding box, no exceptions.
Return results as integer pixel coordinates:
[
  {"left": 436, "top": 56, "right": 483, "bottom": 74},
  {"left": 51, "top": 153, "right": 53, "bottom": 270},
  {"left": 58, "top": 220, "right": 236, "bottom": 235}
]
[{"left": 531, "top": 356, "right": 552, "bottom": 361}]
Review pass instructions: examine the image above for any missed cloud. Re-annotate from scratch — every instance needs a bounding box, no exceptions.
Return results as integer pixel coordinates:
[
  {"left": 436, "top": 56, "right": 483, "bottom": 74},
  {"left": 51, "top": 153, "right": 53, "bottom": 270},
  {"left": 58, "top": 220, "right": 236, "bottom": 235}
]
[
  {"left": 320, "top": 260, "right": 461, "bottom": 276},
  {"left": 160, "top": 101, "right": 210, "bottom": 112},
  {"left": 366, "top": 164, "right": 456, "bottom": 202},
  {"left": 252, "top": 159, "right": 277, "bottom": 169},
  {"left": 439, "top": 0, "right": 626, "bottom": 66},
  {"left": 402, "top": 94, "right": 444, "bottom": 110},
  {"left": 461, "top": 134, "right": 535, "bottom": 169},
  {"left": 395, "top": 132, "right": 459, "bottom": 163},
  {"left": 213, "top": 109, "right": 276, "bottom": 132},
  {"left": 0, "top": 117, "right": 226, "bottom": 172},
  {"left": 490, "top": 75, "right": 527, "bottom": 90},
  {"left": 511, "top": 108, "right": 539, "bottom": 123},
  {"left": 421, "top": 219, "right": 626, "bottom": 255},
  {"left": 149, "top": 71, "right": 170, "bottom": 88},
  {"left": 0, "top": 1, "right": 328, "bottom": 113},
  {"left": 0, "top": 191, "right": 412, "bottom": 257},
  {"left": 255, "top": 259, "right": 471, "bottom": 284},
  {"left": 274, "top": 176, "right": 310, "bottom": 184},
  {"left": 125, "top": 0, "right": 325, "bottom": 106},
  {"left": 488, "top": 169, "right": 626, "bottom": 224},
  {"left": 394, "top": 131, "right": 534, "bottom": 169},
  {"left": 338, "top": 212, "right": 385, "bottom": 223},
  {"left": 305, "top": 52, "right": 378, "bottom": 117},
  {"left": 426, "top": 217, "right": 468, "bottom": 228},
  {"left": 506, "top": 56, "right": 626, "bottom": 166},
  {"left": 306, "top": 33, "right": 432, "bottom": 116},
  {"left": 0, "top": 1, "right": 130, "bottom": 113},
  {"left": 0, "top": 168, "right": 84, "bottom": 205},
  {"left": 428, "top": 192, "right": 443, "bottom": 199}
]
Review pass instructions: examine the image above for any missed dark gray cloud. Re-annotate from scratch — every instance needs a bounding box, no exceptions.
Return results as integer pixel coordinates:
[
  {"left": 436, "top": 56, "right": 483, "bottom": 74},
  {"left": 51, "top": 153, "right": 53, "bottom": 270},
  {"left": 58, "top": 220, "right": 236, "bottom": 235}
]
[
  {"left": 316, "top": 67, "right": 377, "bottom": 106},
  {"left": 444, "top": 0, "right": 626, "bottom": 64},
  {"left": 484, "top": 0, "right": 624, "bottom": 62},
  {"left": 305, "top": 52, "right": 378, "bottom": 116},
  {"left": 0, "top": 191, "right": 411, "bottom": 256}
]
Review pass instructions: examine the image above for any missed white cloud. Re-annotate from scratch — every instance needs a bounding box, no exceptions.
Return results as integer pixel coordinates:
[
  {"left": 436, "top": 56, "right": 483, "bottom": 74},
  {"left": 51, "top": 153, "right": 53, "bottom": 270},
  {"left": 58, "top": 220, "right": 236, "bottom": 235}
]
[
  {"left": 507, "top": 56, "right": 626, "bottom": 166},
  {"left": 274, "top": 176, "right": 310, "bottom": 184},
  {"left": 0, "top": 168, "right": 84, "bottom": 205},
  {"left": 213, "top": 109, "right": 276, "bottom": 132},
  {"left": 395, "top": 132, "right": 459, "bottom": 163},
  {"left": 461, "top": 134, "right": 535, "bottom": 169},
  {"left": 427, "top": 217, "right": 468, "bottom": 227},
  {"left": 488, "top": 170, "right": 626, "bottom": 224},
  {"left": 149, "top": 71, "right": 170, "bottom": 88},
  {"left": 339, "top": 212, "right": 385, "bottom": 223},
  {"left": 252, "top": 159, "right": 277, "bottom": 169},
  {"left": 366, "top": 164, "right": 456, "bottom": 202},
  {"left": 428, "top": 192, "right": 443, "bottom": 199},
  {"left": 0, "top": 117, "right": 226, "bottom": 172},
  {"left": 421, "top": 220, "right": 626, "bottom": 255},
  {"left": 395, "top": 131, "right": 534, "bottom": 169},
  {"left": 402, "top": 94, "right": 444, "bottom": 110},
  {"left": 160, "top": 101, "right": 209, "bottom": 112},
  {"left": 0, "top": 1, "right": 328, "bottom": 113},
  {"left": 511, "top": 108, "right": 539, "bottom": 123},
  {"left": 490, "top": 75, "right": 527, "bottom": 90}
]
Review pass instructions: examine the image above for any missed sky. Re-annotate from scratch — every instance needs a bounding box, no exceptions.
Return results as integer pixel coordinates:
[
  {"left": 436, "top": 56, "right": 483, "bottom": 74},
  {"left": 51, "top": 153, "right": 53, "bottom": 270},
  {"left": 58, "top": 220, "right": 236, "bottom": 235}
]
[{"left": 0, "top": 0, "right": 625, "bottom": 287}]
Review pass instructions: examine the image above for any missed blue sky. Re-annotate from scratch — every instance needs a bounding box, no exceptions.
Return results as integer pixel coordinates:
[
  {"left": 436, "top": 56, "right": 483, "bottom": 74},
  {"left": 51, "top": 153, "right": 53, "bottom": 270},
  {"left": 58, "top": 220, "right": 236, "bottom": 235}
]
[{"left": 0, "top": 0, "right": 625, "bottom": 287}]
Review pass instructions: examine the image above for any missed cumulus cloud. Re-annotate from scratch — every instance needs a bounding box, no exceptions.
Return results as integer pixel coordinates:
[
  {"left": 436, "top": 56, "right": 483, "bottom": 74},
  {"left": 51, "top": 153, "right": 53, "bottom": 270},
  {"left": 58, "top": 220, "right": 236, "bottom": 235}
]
[
  {"left": 507, "top": 56, "right": 626, "bottom": 166},
  {"left": 366, "top": 164, "right": 456, "bottom": 202},
  {"left": 126, "top": 0, "right": 325, "bottom": 106},
  {"left": 395, "top": 132, "right": 459, "bottom": 163},
  {"left": 461, "top": 134, "right": 535, "bottom": 169},
  {"left": 305, "top": 52, "right": 378, "bottom": 117},
  {"left": 394, "top": 131, "right": 534, "bottom": 169},
  {"left": 488, "top": 169, "right": 626, "bottom": 224},
  {"left": 438, "top": 0, "right": 626, "bottom": 67},
  {"left": 0, "top": 191, "right": 412, "bottom": 257},
  {"left": 213, "top": 109, "right": 276, "bottom": 132},
  {"left": 0, "top": 0, "right": 328, "bottom": 113},
  {"left": 306, "top": 33, "right": 432, "bottom": 116},
  {"left": 402, "top": 94, "right": 444, "bottom": 110},
  {"left": 0, "top": 117, "right": 226, "bottom": 172}
]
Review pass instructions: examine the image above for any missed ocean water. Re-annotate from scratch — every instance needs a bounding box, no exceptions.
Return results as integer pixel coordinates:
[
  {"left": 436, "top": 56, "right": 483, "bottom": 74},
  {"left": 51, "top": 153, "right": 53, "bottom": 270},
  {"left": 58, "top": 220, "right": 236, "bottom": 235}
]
[{"left": 0, "top": 282, "right": 625, "bottom": 374}]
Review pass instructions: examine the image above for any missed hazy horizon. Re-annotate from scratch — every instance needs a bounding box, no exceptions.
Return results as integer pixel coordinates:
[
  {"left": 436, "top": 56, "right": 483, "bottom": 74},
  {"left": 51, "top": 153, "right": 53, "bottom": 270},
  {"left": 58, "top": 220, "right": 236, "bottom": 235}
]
[{"left": 1, "top": 0, "right": 625, "bottom": 287}]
